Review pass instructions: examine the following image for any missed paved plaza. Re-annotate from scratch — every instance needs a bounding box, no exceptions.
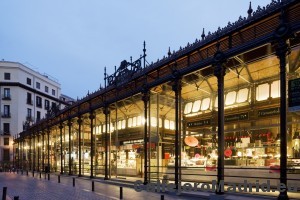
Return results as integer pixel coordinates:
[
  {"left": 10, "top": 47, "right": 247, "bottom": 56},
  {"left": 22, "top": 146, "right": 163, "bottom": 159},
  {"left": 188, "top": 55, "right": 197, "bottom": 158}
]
[
  {"left": 0, "top": 171, "right": 299, "bottom": 200},
  {"left": 0, "top": 171, "right": 199, "bottom": 200}
]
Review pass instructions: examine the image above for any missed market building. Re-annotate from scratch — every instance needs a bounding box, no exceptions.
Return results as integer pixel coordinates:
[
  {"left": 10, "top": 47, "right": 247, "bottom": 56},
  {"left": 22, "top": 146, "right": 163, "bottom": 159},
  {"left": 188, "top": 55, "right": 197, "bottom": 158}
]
[{"left": 14, "top": 0, "right": 300, "bottom": 199}]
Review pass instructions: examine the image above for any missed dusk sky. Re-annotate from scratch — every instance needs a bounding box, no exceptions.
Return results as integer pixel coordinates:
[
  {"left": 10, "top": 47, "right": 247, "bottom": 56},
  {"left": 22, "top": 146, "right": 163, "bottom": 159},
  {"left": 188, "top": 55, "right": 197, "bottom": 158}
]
[{"left": 0, "top": 0, "right": 271, "bottom": 99}]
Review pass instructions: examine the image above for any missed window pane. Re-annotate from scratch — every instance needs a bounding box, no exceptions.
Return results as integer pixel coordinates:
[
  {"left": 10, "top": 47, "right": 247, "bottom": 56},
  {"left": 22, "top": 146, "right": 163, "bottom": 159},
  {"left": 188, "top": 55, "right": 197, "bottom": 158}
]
[
  {"left": 225, "top": 91, "right": 237, "bottom": 105},
  {"left": 133, "top": 117, "right": 137, "bottom": 127},
  {"left": 137, "top": 116, "right": 141, "bottom": 126},
  {"left": 184, "top": 102, "right": 193, "bottom": 114},
  {"left": 201, "top": 98, "right": 210, "bottom": 110},
  {"left": 164, "top": 119, "right": 170, "bottom": 129},
  {"left": 122, "top": 120, "right": 126, "bottom": 129},
  {"left": 159, "top": 118, "right": 162, "bottom": 128},
  {"left": 128, "top": 118, "right": 133, "bottom": 128},
  {"left": 271, "top": 80, "right": 280, "bottom": 98},
  {"left": 192, "top": 100, "right": 201, "bottom": 112},
  {"left": 237, "top": 88, "right": 249, "bottom": 103},
  {"left": 118, "top": 121, "right": 122, "bottom": 130},
  {"left": 170, "top": 120, "right": 175, "bottom": 130},
  {"left": 256, "top": 83, "right": 269, "bottom": 101}
]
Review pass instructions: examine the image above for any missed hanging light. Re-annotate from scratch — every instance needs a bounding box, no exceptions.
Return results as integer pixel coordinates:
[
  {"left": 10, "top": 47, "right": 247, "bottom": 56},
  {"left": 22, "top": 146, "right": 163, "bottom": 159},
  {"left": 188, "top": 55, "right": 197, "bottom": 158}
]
[
  {"left": 275, "top": 133, "right": 280, "bottom": 141},
  {"left": 293, "top": 132, "right": 300, "bottom": 140}
]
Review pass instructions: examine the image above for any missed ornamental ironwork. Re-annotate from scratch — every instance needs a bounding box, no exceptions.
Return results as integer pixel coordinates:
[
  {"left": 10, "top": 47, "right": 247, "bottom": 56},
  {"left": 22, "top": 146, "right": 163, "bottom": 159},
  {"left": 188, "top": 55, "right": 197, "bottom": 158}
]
[{"left": 106, "top": 57, "right": 143, "bottom": 87}]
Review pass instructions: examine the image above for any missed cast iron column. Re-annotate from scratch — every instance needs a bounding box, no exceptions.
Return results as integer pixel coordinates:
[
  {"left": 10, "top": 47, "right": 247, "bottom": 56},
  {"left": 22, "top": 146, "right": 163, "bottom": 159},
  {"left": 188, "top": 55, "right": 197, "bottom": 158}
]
[
  {"left": 37, "top": 133, "right": 40, "bottom": 171},
  {"left": 172, "top": 72, "right": 182, "bottom": 189},
  {"left": 274, "top": 19, "right": 291, "bottom": 200},
  {"left": 33, "top": 134, "right": 36, "bottom": 171},
  {"left": 68, "top": 119, "right": 72, "bottom": 175},
  {"left": 17, "top": 136, "right": 20, "bottom": 169},
  {"left": 104, "top": 106, "right": 110, "bottom": 180},
  {"left": 29, "top": 136, "right": 32, "bottom": 171},
  {"left": 89, "top": 112, "right": 95, "bottom": 178},
  {"left": 47, "top": 127, "right": 50, "bottom": 172},
  {"left": 213, "top": 45, "right": 227, "bottom": 195},
  {"left": 59, "top": 123, "right": 64, "bottom": 174},
  {"left": 77, "top": 117, "right": 82, "bottom": 177},
  {"left": 42, "top": 130, "right": 45, "bottom": 172},
  {"left": 142, "top": 88, "right": 150, "bottom": 185}
]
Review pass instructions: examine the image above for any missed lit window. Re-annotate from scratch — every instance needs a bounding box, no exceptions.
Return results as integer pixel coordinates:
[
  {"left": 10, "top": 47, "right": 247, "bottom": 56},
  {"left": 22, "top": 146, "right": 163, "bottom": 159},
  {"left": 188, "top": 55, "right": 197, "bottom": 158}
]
[
  {"left": 110, "top": 123, "right": 115, "bottom": 132},
  {"left": 159, "top": 118, "right": 162, "bottom": 128},
  {"left": 201, "top": 98, "right": 210, "bottom": 110},
  {"left": 98, "top": 125, "right": 102, "bottom": 134},
  {"left": 133, "top": 117, "right": 137, "bottom": 127},
  {"left": 237, "top": 88, "right": 249, "bottom": 103},
  {"left": 192, "top": 100, "right": 201, "bottom": 113},
  {"left": 137, "top": 116, "right": 142, "bottom": 126},
  {"left": 225, "top": 91, "right": 236, "bottom": 105},
  {"left": 164, "top": 119, "right": 170, "bottom": 129},
  {"left": 151, "top": 117, "right": 157, "bottom": 127},
  {"left": 184, "top": 102, "right": 193, "bottom": 114},
  {"left": 256, "top": 83, "right": 269, "bottom": 101},
  {"left": 102, "top": 124, "right": 106, "bottom": 133},
  {"left": 271, "top": 80, "right": 280, "bottom": 98},
  {"left": 118, "top": 121, "right": 122, "bottom": 130},
  {"left": 122, "top": 120, "right": 126, "bottom": 129},
  {"left": 128, "top": 118, "right": 133, "bottom": 128},
  {"left": 170, "top": 120, "right": 175, "bottom": 130},
  {"left": 215, "top": 96, "right": 218, "bottom": 108}
]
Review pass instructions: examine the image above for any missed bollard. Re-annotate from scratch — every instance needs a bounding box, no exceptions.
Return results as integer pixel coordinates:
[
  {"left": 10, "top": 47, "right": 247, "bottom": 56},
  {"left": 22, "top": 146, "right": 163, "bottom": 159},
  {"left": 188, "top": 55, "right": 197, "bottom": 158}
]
[
  {"left": 92, "top": 181, "right": 94, "bottom": 192},
  {"left": 73, "top": 177, "right": 75, "bottom": 187},
  {"left": 13, "top": 196, "right": 19, "bottom": 200},
  {"left": 58, "top": 175, "right": 60, "bottom": 183},
  {"left": 26, "top": 170, "right": 28, "bottom": 176},
  {"left": 2, "top": 187, "right": 7, "bottom": 200},
  {"left": 161, "top": 195, "right": 164, "bottom": 200},
  {"left": 120, "top": 187, "right": 123, "bottom": 199},
  {"left": 44, "top": 173, "right": 46, "bottom": 179},
  {"left": 39, "top": 172, "right": 41, "bottom": 179},
  {"left": 48, "top": 173, "right": 50, "bottom": 180},
  {"left": 32, "top": 171, "right": 34, "bottom": 177},
  {"left": 21, "top": 170, "right": 23, "bottom": 175}
]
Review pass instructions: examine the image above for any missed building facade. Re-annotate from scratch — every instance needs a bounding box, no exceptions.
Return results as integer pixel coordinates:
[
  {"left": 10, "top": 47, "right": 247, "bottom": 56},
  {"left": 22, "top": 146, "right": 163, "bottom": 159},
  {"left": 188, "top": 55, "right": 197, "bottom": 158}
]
[
  {"left": 0, "top": 61, "right": 71, "bottom": 169},
  {"left": 15, "top": 0, "right": 300, "bottom": 199}
]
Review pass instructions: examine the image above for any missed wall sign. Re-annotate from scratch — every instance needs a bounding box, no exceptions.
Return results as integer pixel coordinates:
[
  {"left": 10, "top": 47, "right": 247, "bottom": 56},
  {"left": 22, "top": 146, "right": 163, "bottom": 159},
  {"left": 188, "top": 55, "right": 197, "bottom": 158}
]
[
  {"left": 258, "top": 107, "right": 280, "bottom": 117},
  {"left": 289, "top": 78, "right": 300, "bottom": 112},
  {"left": 187, "top": 119, "right": 211, "bottom": 127},
  {"left": 225, "top": 112, "right": 249, "bottom": 122}
]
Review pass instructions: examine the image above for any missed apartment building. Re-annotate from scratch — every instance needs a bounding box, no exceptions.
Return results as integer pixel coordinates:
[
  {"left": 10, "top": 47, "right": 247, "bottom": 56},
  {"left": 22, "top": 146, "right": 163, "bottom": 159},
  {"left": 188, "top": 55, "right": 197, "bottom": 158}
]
[{"left": 0, "top": 61, "right": 72, "bottom": 167}]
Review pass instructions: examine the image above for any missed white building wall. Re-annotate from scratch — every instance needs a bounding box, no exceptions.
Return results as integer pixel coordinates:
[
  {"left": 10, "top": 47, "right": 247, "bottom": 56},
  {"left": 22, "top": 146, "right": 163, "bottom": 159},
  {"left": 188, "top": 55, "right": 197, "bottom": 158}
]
[{"left": 0, "top": 61, "right": 71, "bottom": 164}]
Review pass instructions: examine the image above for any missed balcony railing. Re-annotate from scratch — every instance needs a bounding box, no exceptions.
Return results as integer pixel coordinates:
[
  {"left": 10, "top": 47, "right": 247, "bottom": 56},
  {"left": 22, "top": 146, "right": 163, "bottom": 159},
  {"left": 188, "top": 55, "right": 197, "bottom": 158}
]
[
  {"left": 0, "top": 130, "right": 10, "bottom": 135},
  {"left": 26, "top": 116, "right": 34, "bottom": 121},
  {"left": 2, "top": 95, "right": 11, "bottom": 100},
  {"left": 1, "top": 113, "right": 11, "bottom": 118}
]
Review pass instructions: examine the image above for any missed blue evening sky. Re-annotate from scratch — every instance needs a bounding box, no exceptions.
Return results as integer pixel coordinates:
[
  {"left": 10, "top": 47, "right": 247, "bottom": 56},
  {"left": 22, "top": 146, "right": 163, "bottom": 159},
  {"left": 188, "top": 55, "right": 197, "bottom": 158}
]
[{"left": 0, "top": 0, "right": 271, "bottom": 99}]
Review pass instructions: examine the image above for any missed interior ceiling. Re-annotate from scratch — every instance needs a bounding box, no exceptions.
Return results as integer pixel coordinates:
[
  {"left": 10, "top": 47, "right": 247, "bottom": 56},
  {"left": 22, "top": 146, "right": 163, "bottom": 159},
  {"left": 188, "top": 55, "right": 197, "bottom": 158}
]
[{"left": 90, "top": 44, "right": 300, "bottom": 122}]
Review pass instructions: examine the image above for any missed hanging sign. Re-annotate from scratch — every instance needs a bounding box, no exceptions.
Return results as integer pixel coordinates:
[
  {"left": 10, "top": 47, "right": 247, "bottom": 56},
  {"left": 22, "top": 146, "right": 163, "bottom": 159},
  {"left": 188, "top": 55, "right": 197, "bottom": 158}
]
[
  {"left": 289, "top": 78, "right": 300, "bottom": 112},
  {"left": 258, "top": 107, "right": 280, "bottom": 117},
  {"left": 187, "top": 119, "right": 211, "bottom": 127},
  {"left": 225, "top": 112, "right": 249, "bottom": 122}
]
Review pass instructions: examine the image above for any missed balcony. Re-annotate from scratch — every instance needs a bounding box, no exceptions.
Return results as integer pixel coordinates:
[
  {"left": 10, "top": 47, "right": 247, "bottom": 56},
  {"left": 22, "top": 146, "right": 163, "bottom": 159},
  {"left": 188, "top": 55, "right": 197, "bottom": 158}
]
[
  {"left": 26, "top": 99, "right": 33, "bottom": 105},
  {"left": 1, "top": 113, "right": 11, "bottom": 118},
  {"left": 26, "top": 116, "right": 34, "bottom": 121},
  {"left": 0, "top": 130, "right": 10, "bottom": 135},
  {"left": 2, "top": 95, "right": 11, "bottom": 100}
]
